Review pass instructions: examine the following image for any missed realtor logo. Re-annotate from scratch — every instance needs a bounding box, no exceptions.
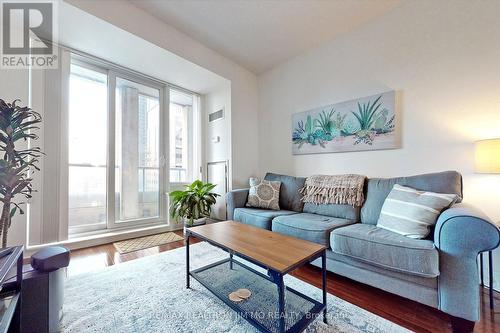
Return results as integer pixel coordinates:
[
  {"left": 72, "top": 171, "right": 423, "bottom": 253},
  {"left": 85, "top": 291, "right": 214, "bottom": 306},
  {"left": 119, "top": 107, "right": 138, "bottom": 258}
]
[{"left": 1, "top": 0, "right": 58, "bottom": 68}]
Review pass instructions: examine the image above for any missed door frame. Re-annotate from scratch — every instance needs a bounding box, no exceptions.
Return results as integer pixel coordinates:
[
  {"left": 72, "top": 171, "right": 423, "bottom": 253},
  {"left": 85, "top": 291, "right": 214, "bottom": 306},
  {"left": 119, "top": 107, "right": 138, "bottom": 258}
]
[{"left": 67, "top": 55, "right": 171, "bottom": 235}]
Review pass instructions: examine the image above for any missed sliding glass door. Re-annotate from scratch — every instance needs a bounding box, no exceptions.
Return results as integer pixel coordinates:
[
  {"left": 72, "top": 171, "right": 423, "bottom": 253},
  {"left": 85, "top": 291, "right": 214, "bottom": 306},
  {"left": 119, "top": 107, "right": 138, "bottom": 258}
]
[
  {"left": 68, "top": 59, "right": 166, "bottom": 235},
  {"left": 68, "top": 63, "right": 108, "bottom": 233},
  {"left": 66, "top": 55, "right": 200, "bottom": 236},
  {"left": 114, "top": 77, "right": 161, "bottom": 225}
]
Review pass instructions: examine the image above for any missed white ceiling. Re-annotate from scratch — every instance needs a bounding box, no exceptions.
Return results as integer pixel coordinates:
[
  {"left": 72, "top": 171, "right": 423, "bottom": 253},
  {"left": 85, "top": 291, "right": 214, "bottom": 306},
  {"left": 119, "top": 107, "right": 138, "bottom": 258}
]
[
  {"left": 129, "top": 0, "right": 400, "bottom": 74},
  {"left": 59, "top": 2, "right": 229, "bottom": 94}
]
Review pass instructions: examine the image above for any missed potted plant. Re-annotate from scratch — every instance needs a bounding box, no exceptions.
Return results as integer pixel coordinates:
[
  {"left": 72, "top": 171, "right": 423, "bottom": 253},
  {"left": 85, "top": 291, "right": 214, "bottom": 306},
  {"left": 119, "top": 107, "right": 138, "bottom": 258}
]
[
  {"left": 0, "top": 99, "right": 42, "bottom": 248},
  {"left": 169, "top": 180, "right": 219, "bottom": 229}
]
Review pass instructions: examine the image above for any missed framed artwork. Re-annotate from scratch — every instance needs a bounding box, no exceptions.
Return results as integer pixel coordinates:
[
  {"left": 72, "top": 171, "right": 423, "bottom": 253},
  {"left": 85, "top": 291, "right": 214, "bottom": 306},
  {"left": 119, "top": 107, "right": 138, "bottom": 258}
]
[{"left": 292, "top": 91, "right": 399, "bottom": 155}]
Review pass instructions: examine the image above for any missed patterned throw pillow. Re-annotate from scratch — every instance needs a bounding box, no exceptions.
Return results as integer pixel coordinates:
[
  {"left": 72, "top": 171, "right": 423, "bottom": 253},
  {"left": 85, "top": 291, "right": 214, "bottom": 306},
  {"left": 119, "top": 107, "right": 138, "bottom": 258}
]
[
  {"left": 377, "top": 184, "right": 459, "bottom": 239},
  {"left": 246, "top": 179, "right": 281, "bottom": 210}
]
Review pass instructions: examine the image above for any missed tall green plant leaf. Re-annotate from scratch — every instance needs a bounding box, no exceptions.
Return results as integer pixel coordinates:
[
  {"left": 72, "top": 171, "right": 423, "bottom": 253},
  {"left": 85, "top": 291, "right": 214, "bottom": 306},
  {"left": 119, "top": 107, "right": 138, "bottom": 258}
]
[{"left": 0, "top": 99, "right": 43, "bottom": 248}]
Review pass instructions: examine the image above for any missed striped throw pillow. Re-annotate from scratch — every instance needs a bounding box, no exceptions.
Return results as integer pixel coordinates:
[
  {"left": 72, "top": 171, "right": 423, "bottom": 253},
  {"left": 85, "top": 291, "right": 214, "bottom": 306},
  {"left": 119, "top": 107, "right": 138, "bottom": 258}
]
[{"left": 377, "top": 184, "right": 459, "bottom": 239}]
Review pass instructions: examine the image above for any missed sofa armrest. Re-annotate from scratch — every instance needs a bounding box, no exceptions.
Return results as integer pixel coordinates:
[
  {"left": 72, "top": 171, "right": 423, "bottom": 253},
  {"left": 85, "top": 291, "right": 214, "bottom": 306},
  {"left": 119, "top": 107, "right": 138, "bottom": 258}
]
[
  {"left": 226, "top": 188, "right": 249, "bottom": 220},
  {"left": 434, "top": 203, "right": 500, "bottom": 321}
]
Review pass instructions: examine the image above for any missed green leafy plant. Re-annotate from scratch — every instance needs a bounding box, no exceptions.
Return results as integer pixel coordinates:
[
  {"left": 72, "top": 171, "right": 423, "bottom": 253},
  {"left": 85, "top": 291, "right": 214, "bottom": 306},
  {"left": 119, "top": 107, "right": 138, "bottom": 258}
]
[
  {"left": 169, "top": 180, "right": 219, "bottom": 226},
  {"left": 0, "top": 99, "right": 42, "bottom": 248},
  {"left": 351, "top": 95, "right": 382, "bottom": 131}
]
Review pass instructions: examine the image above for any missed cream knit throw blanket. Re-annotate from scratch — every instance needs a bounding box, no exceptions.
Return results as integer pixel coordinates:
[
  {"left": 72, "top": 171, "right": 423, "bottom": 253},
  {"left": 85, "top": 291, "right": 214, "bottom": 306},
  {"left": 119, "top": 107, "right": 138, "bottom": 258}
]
[{"left": 300, "top": 174, "right": 366, "bottom": 207}]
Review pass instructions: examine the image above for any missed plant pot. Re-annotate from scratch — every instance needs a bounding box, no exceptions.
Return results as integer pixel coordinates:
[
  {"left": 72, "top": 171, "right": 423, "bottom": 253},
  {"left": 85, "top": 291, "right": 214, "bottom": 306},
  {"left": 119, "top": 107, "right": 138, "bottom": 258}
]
[{"left": 183, "top": 218, "right": 207, "bottom": 236}]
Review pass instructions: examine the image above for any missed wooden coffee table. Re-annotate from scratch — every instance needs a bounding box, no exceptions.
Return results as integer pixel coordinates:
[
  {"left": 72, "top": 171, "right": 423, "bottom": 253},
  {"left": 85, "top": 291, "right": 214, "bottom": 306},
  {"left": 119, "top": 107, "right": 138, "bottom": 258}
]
[{"left": 185, "top": 221, "right": 327, "bottom": 333}]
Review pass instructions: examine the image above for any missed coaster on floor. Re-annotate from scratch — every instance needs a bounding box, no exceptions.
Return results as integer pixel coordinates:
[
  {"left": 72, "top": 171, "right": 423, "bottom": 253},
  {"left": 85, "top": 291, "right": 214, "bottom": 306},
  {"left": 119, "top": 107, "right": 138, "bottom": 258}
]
[
  {"left": 228, "top": 292, "right": 244, "bottom": 303},
  {"left": 235, "top": 288, "right": 251, "bottom": 299}
]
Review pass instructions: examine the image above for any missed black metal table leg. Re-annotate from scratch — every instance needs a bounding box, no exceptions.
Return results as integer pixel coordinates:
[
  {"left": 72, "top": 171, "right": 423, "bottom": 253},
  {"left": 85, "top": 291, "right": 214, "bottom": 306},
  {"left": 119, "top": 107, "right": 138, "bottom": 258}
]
[
  {"left": 230, "top": 252, "right": 233, "bottom": 270},
  {"left": 186, "top": 233, "right": 190, "bottom": 289},
  {"left": 322, "top": 250, "right": 327, "bottom": 324},
  {"left": 489, "top": 251, "right": 494, "bottom": 310},
  {"left": 277, "top": 272, "right": 285, "bottom": 333}
]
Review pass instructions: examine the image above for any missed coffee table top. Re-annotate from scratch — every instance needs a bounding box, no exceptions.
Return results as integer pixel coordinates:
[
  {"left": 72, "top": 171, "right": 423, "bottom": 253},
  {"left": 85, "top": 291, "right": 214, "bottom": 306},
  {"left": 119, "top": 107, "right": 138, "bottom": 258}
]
[{"left": 187, "top": 221, "right": 326, "bottom": 274}]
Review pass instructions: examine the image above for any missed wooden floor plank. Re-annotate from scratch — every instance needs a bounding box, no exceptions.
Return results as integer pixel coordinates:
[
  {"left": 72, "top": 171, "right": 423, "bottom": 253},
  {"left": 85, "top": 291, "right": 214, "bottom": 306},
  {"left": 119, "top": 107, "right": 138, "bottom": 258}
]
[{"left": 67, "top": 232, "right": 499, "bottom": 333}]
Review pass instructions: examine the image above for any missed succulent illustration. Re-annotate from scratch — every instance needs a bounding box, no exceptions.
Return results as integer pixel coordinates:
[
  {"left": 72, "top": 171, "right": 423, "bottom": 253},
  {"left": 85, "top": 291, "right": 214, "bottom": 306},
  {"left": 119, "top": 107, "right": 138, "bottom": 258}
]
[
  {"left": 342, "top": 118, "right": 360, "bottom": 136},
  {"left": 293, "top": 116, "right": 316, "bottom": 147},
  {"left": 372, "top": 108, "right": 389, "bottom": 131},
  {"left": 332, "top": 113, "right": 347, "bottom": 130},
  {"left": 293, "top": 114, "right": 334, "bottom": 148},
  {"left": 293, "top": 94, "right": 395, "bottom": 149},
  {"left": 351, "top": 95, "right": 382, "bottom": 131},
  {"left": 354, "top": 130, "right": 377, "bottom": 145},
  {"left": 314, "top": 109, "right": 335, "bottom": 134},
  {"left": 377, "top": 114, "right": 395, "bottom": 134},
  {"left": 292, "top": 120, "right": 306, "bottom": 141}
]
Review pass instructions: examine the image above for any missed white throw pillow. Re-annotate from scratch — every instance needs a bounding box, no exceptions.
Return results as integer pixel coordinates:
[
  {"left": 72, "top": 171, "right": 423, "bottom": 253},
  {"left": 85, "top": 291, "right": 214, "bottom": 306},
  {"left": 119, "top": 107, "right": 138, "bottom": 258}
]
[
  {"left": 246, "top": 179, "right": 281, "bottom": 210},
  {"left": 377, "top": 184, "right": 459, "bottom": 239}
]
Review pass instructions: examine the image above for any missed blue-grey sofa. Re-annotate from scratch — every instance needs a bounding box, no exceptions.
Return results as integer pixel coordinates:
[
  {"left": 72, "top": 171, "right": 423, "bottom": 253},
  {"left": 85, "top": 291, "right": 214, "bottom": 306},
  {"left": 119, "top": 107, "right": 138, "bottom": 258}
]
[{"left": 226, "top": 171, "right": 500, "bottom": 326}]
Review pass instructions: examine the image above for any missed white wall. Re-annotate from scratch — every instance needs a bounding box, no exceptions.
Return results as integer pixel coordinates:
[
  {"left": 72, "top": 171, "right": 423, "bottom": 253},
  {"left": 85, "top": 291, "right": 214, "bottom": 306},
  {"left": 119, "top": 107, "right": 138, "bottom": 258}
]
[
  {"left": 65, "top": 0, "right": 259, "bottom": 189},
  {"left": 203, "top": 83, "right": 231, "bottom": 219},
  {"left": 204, "top": 85, "right": 231, "bottom": 166},
  {"left": 258, "top": 0, "right": 500, "bottom": 289}
]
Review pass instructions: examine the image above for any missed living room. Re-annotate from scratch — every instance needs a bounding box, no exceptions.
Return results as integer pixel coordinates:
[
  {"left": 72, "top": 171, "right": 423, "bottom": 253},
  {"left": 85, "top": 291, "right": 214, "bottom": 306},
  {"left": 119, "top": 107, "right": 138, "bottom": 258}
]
[{"left": 0, "top": 0, "right": 499, "bottom": 332}]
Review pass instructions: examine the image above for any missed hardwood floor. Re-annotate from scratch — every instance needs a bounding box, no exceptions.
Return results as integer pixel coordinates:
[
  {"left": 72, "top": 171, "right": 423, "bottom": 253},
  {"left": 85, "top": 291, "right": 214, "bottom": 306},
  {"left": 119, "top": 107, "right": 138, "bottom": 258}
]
[{"left": 68, "top": 231, "right": 499, "bottom": 333}]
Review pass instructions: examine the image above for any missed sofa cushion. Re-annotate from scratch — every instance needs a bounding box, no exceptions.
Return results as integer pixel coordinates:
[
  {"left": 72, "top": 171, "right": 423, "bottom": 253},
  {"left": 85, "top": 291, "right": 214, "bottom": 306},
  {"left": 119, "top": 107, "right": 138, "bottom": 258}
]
[
  {"left": 303, "top": 203, "right": 360, "bottom": 221},
  {"left": 324, "top": 250, "right": 438, "bottom": 290},
  {"left": 264, "top": 173, "right": 306, "bottom": 212},
  {"left": 377, "top": 184, "right": 459, "bottom": 239},
  {"left": 272, "top": 213, "right": 356, "bottom": 246},
  {"left": 361, "top": 171, "right": 463, "bottom": 225},
  {"left": 246, "top": 179, "right": 281, "bottom": 210},
  {"left": 233, "top": 208, "right": 297, "bottom": 230},
  {"left": 331, "top": 224, "right": 439, "bottom": 277}
]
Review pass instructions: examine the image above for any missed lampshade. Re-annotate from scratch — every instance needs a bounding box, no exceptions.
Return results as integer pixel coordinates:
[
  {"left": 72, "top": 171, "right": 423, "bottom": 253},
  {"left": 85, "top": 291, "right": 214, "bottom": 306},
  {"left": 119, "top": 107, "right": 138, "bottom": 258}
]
[{"left": 475, "top": 139, "right": 500, "bottom": 173}]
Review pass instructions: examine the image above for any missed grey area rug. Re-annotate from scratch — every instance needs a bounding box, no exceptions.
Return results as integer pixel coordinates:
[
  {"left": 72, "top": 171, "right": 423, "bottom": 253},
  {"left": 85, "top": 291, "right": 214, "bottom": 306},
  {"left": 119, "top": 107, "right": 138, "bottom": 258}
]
[{"left": 61, "top": 242, "right": 411, "bottom": 333}]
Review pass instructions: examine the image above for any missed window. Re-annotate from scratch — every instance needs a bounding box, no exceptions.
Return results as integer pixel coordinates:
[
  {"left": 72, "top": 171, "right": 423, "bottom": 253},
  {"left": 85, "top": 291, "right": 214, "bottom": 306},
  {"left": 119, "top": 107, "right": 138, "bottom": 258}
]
[
  {"left": 66, "top": 55, "right": 201, "bottom": 236},
  {"left": 169, "top": 89, "right": 194, "bottom": 183},
  {"left": 68, "top": 64, "right": 108, "bottom": 230},
  {"left": 115, "top": 77, "right": 160, "bottom": 222}
]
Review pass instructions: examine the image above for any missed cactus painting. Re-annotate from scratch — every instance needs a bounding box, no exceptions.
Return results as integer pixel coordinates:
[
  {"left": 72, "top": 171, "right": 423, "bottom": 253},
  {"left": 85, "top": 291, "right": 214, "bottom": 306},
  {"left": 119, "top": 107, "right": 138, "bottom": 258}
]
[{"left": 292, "top": 91, "right": 398, "bottom": 154}]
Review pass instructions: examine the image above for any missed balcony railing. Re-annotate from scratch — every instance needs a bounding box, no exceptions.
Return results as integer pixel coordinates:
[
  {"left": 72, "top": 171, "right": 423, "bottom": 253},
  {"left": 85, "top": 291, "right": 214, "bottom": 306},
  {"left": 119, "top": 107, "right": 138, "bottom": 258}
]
[
  {"left": 68, "top": 164, "right": 187, "bottom": 228},
  {"left": 169, "top": 167, "right": 186, "bottom": 183}
]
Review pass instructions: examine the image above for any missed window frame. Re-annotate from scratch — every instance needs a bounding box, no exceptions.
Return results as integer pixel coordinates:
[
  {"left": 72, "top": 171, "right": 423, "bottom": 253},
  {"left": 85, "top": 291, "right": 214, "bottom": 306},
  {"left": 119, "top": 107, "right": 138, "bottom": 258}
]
[
  {"left": 66, "top": 58, "right": 110, "bottom": 235},
  {"left": 66, "top": 53, "right": 194, "bottom": 235},
  {"left": 107, "top": 71, "right": 168, "bottom": 230},
  {"left": 168, "top": 88, "right": 197, "bottom": 186}
]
